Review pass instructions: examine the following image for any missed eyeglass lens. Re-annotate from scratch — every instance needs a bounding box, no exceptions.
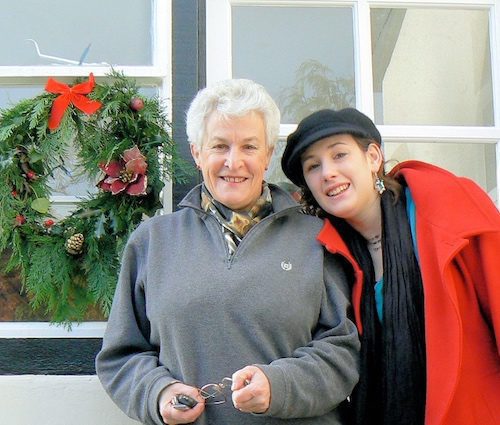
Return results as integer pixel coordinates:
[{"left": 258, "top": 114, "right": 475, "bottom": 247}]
[{"left": 199, "top": 378, "right": 233, "bottom": 405}]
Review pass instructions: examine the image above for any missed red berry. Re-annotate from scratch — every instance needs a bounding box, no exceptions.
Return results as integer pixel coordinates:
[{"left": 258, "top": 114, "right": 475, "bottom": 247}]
[
  {"left": 15, "top": 214, "right": 26, "bottom": 226},
  {"left": 11, "top": 190, "right": 18, "bottom": 197},
  {"left": 26, "top": 170, "right": 37, "bottom": 180},
  {"left": 43, "top": 219, "right": 55, "bottom": 228},
  {"left": 130, "top": 97, "right": 144, "bottom": 112}
]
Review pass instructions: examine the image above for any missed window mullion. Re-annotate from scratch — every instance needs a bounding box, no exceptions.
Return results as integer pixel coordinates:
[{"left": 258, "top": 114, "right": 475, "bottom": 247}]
[
  {"left": 206, "top": 0, "right": 232, "bottom": 84},
  {"left": 380, "top": 125, "right": 500, "bottom": 143},
  {"left": 491, "top": 2, "right": 500, "bottom": 126},
  {"left": 0, "top": 66, "right": 168, "bottom": 79},
  {"left": 356, "top": 0, "right": 375, "bottom": 117}
]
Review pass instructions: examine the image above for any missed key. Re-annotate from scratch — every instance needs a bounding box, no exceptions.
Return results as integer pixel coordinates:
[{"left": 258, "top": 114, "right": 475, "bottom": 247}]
[{"left": 171, "top": 394, "right": 198, "bottom": 410}]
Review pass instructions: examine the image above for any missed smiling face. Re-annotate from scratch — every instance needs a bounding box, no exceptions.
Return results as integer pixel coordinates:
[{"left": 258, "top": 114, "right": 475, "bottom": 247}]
[
  {"left": 301, "top": 133, "right": 383, "bottom": 229},
  {"left": 190, "top": 111, "right": 273, "bottom": 211}
]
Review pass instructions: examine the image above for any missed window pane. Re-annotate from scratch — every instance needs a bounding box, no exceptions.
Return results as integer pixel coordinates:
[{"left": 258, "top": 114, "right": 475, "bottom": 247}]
[
  {"left": 384, "top": 142, "right": 497, "bottom": 203},
  {"left": 232, "top": 5, "right": 355, "bottom": 123},
  {"left": 0, "top": 82, "right": 159, "bottom": 322},
  {"left": 371, "top": 8, "right": 493, "bottom": 126},
  {"left": 1, "top": 0, "right": 152, "bottom": 66},
  {"left": 266, "top": 139, "right": 301, "bottom": 199},
  {"left": 1, "top": 84, "right": 159, "bottom": 214},
  {"left": 266, "top": 139, "right": 288, "bottom": 185},
  {"left": 0, "top": 86, "right": 45, "bottom": 107},
  {"left": 48, "top": 146, "right": 98, "bottom": 199}
]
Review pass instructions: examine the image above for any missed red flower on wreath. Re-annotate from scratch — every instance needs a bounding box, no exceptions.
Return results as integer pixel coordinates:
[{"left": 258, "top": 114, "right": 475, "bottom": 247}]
[{"left": 97, "top": 146, "right": 148, "bottom": 196}]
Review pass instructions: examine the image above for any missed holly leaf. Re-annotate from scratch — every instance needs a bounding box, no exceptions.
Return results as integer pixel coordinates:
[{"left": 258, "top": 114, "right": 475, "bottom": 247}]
[{"left": 31, "top": 197, "right": 51, "bottom": 214}]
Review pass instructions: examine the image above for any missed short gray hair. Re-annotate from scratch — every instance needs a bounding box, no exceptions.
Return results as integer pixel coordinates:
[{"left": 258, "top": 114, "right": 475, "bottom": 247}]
[{"left": 186, "top": 79, "right": 281, "bottom": 149}]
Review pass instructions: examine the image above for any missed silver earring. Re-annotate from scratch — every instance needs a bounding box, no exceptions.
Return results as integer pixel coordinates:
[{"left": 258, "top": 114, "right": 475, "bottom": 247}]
[{"left": 374, "top": 174, "right": 386, "bottom": 195}]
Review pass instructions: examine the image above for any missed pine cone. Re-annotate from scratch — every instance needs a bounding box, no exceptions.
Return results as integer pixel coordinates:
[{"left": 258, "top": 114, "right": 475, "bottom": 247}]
[{"left": 65, "top": 233, "right": 84, "bottom": 255}]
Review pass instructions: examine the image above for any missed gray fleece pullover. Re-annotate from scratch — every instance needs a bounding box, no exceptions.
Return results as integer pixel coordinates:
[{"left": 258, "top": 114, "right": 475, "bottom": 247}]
[{"left": 96, "top": 184, "right": 359, "bottom": 425}]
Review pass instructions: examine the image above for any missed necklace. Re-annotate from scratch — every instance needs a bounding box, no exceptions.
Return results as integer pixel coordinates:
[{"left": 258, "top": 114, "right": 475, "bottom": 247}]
[
  {"left": 367, "top": 235, "right": 382, "bottom": 251},
  {"left": 367, "top": 235, "right": 381, "bottom": 244}
]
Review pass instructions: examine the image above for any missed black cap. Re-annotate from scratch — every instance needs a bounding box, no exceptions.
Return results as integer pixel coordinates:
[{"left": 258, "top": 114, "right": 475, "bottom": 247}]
[{"left": 281, "top": 108, "right": 381, "bottom": 186}]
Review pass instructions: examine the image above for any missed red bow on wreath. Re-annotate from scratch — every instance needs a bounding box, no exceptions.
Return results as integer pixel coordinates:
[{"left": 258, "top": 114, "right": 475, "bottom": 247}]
[{"left": 45, "top": 73, "right": 102, "bottom": 130}]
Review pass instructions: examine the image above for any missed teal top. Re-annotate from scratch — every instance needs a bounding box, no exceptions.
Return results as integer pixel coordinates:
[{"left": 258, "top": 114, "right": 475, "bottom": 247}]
[{"left": 374, "top": 188, "right": 418, "bottom": 322}]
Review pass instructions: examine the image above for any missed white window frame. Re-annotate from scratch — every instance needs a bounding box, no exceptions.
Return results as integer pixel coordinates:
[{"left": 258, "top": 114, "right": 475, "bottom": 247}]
[
  {"left": 0, "top": 0, "right": 172, "bottom": 338},
  {"left": 207, "top": 0, "right": 500, "bottom": 208}
]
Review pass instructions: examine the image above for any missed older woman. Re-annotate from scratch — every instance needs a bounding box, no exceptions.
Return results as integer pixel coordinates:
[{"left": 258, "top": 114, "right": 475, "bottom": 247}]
[{"left": 96, "top": 80, "right": 359, "bottom": 425}]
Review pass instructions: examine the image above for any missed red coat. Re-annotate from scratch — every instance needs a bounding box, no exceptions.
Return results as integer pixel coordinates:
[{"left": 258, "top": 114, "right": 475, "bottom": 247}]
[{"left": 317, "top": 160, "right": 500, "bottom": 425}]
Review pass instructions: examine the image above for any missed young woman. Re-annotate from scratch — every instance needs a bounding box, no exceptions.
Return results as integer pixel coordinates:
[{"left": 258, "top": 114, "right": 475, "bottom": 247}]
[{"left": 281, "top": 107, "right": 500, "bottom": 425}]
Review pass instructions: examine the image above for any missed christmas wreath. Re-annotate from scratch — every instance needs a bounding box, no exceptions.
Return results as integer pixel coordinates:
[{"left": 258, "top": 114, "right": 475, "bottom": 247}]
[{"left": 0, "top": 71, "right": 190, "bottom": 325}]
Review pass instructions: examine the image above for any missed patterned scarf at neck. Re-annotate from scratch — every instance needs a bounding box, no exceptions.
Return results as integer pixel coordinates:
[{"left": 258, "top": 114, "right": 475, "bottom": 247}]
[{"left": 201, "top": 184, "right": 273, "bottom": 256}]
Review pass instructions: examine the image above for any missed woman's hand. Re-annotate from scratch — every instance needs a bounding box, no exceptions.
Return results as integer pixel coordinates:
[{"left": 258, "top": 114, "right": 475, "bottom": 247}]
[
  {"left": 231, "top": 365, "right": 271, "bottom": 414},
  {"left": 158, "top": 382, "right": 205, "bottom": 424}
]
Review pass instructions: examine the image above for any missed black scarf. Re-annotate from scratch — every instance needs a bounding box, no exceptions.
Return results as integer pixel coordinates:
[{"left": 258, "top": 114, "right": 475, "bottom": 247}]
[{"left": 328, "top": 188, "right": 426, "bottom": 425}]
